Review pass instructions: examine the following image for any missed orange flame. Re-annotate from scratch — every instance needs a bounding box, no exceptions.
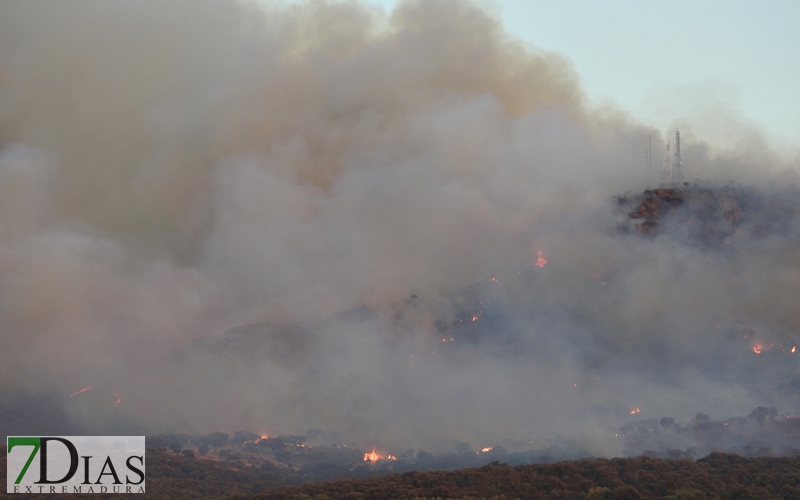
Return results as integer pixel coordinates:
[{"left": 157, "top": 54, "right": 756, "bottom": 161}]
[
  {"left": 629, "top": 407, "right": 640, "bottom": 415},
  {"left": 478, "top": 447, "right": 492, "bottom": 453},
  {"left": 69, "top": 385, "right": 92, "bottom": 397},
  {"left": 793, "top": 346, "right": 797, "bottom": 353},
  {"left": 363, "top": 447, "right": 396, "bottom": 462},
  {"left": 113, "top": 391, "right": 122, "bottom": 406},
  {"left": 751, "top": 341, "right": 774, "bottom": 354},
  {"left": 535, "top": 251, "right": 547, "bottom": 267}
]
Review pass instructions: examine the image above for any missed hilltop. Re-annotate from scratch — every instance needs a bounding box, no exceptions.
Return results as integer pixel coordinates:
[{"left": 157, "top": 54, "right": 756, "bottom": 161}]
[{"left": 616, "top": 183, "right": 800, "bottom": 248}]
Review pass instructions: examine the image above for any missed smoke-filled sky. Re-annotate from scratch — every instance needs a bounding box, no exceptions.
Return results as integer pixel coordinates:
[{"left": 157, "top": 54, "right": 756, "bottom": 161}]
[
  {"left": 367, "top": 0, "right": 800, "bottom": 152},
  {"left": 1, "top": 0, "right": 800, "bottom": 454}
]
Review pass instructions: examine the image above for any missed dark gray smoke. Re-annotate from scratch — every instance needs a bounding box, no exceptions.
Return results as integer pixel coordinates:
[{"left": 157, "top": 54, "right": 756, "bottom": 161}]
[{"left": 1, "top": 0, "right": 799, "bottom": 456}]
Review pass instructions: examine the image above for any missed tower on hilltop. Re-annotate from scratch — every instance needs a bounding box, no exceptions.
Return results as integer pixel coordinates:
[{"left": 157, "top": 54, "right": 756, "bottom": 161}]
[{"left": 672, "top": 130, "right": 683, "bottom": 183}]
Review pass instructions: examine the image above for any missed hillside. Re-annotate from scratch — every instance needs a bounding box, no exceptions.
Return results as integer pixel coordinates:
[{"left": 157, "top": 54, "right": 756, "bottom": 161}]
[
  {"left": 616, "top": 184, "right": 800, "bottom": 248},
  {"left": 232, "top": 453, "right": 800, "bottom": 500},
  {"left": 4, "top": 446, "right": 800, "bottom": 499}
]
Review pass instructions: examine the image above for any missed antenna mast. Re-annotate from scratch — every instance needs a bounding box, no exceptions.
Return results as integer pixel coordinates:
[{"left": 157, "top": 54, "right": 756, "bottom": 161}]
[
  {"left": 673, "top": 129, "right": 683, "bottom": 183},
  {"left": 648, "top": 135, "right": 652, "bottom": 184},
  {"left": 661, "top": 142, "right": 670, "bottom": 185}
]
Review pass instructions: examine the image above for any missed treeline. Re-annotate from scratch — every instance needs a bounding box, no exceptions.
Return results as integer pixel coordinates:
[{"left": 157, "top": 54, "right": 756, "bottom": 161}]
[
  {"left": 238, "top": 453, "right": 800, "bottom": 500},
  {"left": 5, "top": 446, "right": 800, "bottom": 499},
  {"left": 618, "top": 407, "right": 800, "bottom": 459}
]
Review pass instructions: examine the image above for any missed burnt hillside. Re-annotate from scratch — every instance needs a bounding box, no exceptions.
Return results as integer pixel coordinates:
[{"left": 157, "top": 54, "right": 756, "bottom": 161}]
[{"left": 616, "top": 184, "right": 800, "bottom": 248}]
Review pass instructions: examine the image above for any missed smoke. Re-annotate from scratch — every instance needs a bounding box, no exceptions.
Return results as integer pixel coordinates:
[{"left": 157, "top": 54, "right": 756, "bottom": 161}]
[{"left": 1, "top": 0, "right": 800, "bottom": 454}]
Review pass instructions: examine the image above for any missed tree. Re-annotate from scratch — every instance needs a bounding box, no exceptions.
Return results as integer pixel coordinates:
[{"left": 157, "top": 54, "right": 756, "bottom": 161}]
[
  {"left": 748, "top": 407, "right": 777, "bottom": 424},
  {"left": 232, "top": 431, "right": 260, "bottom": 444},
  {"left": 694, "top": 413, "right": 711, "bottom": 423},
  {"left": 455, "top": 442, "right": 472, "bottom": 455},
  {"left": 664, "top": 490, "right": 707, "bottom": 500},
  {"left": 588, "top": 487, "right": 613, "bottom": 500},
  {"left": 207, "top": 431, "right": 230, "bottom": 448},
  {"left": 612, "top": 485, "right": 641, "bottom": 499}
]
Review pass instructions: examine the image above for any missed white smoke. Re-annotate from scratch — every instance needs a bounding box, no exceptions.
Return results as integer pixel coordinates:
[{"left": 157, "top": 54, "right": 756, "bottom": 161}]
[{"left": 0, "top": 0, "right": 799, "bottom": 452}]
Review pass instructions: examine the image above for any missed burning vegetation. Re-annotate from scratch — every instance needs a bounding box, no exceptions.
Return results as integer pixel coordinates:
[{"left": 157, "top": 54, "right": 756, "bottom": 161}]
[
  {"left": 133, "top": 403, "right": 800, "bottom": 493},
  {"left": 5, "top": 0, "right": 800, "bottom": 470},
  {"left": 363, "top": 448, "right": 397, "bottom": 463},
  {"left": 7, "top": 180, "right": 800, "bottom": 460},
  {"left": 69, "top": 385, "right": 92, "bottom": 397}
]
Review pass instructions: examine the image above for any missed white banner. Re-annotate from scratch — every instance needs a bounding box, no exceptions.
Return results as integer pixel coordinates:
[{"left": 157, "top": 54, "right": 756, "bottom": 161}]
[{"left": 7, "top": 436, "right": 145, "bottom": 494}]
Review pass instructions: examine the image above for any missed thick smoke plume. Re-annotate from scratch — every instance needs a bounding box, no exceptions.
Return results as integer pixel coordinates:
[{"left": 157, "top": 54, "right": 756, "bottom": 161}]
[{"left": 1, "top": 0, "right": 800, "bottom": 455}]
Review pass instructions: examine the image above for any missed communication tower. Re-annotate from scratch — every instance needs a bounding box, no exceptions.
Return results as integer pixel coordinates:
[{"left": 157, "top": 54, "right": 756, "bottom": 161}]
[
  {"left": 672, "top": 130, "right": 683, "bottom": 183},
  {"left": 661, "top": 143, "right": 670, "bottom": 185}
]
